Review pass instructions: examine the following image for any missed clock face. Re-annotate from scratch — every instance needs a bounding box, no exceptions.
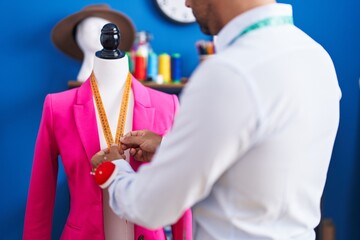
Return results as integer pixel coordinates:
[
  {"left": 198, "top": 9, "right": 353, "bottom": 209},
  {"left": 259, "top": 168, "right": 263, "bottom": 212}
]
[{"left": 155, "top": 0, "right": 196, "bottom": 24}]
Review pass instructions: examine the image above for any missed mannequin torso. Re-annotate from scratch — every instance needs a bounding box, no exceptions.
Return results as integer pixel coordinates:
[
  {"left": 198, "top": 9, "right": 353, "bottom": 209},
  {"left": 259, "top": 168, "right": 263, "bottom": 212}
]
[
  {"left": 91, "top": 25, "right": 134, "bottom": 240},
  {"left": 92, "top": 56, "right": 134, "bottom": 156}
]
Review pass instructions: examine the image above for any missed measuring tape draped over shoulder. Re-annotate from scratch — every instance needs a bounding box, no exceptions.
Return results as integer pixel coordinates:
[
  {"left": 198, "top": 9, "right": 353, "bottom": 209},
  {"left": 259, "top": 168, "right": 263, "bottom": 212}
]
[{"left": 90, "top": 71, "right": 132, "bottom": 148}]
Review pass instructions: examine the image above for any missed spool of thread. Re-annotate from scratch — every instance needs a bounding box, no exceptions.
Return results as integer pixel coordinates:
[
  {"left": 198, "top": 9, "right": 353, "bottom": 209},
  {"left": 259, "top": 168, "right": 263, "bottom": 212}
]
[
  {"left": 134, "top": 55, "right": 146, "bottom": 81},
  {"left": 147, "top": 52, "right": 158, "bottom": 81},
  {"left": 171, "top": 53, "right": 182, "bottom": 83},
  {"left": 125, "top": 52, "right": 133, "bottom": 73},
  {"left": 196, "top": 40, "right": 215, "bottom": 55},
  {"left": 196, "top": 40, "right": 215, "bottom": 64},
  {"left": 158, "top": 53, "right": 171, "bottom": 83}
]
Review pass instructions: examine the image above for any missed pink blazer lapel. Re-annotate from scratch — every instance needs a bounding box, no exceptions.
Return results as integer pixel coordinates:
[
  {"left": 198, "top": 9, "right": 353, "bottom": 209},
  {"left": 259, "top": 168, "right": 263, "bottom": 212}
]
[
  {"left": 74, "top": 79, "right": 101, "bottom": 161},
  {"left": 131, "top": 77, "right": 155, "bottom": 131}
]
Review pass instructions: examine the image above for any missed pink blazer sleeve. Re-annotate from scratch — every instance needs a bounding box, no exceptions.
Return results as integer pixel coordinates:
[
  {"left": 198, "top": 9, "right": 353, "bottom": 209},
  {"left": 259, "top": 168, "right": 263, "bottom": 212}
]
[
  {"left": 23, "top": 95, "right": 59, "bottom": 240},
  {"left": 171, "top": 209, "right": 193, "bottom": 240}
]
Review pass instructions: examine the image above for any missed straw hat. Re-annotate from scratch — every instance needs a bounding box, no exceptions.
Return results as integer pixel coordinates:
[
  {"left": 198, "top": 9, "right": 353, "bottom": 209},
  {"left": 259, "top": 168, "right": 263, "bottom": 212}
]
[{"left": 51, "top": 4, "right": 135, "bottom": 61}]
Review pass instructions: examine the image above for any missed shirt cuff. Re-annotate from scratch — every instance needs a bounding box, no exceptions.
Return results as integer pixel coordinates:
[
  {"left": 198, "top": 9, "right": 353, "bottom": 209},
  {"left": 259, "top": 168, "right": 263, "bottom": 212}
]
[{"left": 113, "top": 159, "right": 135, "bottom": 174}]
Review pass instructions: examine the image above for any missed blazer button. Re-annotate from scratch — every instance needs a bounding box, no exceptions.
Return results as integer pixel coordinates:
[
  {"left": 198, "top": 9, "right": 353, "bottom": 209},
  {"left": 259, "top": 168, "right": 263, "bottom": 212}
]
[{"left": 137, "top": 235, "right": 144, "bottom": 240}]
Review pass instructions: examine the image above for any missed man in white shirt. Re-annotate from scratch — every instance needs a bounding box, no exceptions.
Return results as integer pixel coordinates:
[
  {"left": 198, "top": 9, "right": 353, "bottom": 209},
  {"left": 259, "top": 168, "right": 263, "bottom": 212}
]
[{"left": 91, "top": 0, "right": 341, "bottom": 239}]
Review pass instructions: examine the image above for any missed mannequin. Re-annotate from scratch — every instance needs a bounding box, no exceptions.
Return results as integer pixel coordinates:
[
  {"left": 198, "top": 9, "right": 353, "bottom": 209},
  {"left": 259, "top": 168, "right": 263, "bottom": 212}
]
[
  {"left": 92, "top": 23, "right": 134, "bottom": 159},
  {"left": 92, "top": 23, "right": 134, "bottom": 240},
  {"left": 24, "top": 21, "right": 192, "bottom": 240}
]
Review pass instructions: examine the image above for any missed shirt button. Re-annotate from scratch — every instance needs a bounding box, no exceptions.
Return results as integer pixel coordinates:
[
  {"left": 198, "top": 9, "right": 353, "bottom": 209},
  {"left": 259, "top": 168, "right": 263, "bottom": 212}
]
[{"left": 137, "top": 235, "right": 144, "bottom": 240}]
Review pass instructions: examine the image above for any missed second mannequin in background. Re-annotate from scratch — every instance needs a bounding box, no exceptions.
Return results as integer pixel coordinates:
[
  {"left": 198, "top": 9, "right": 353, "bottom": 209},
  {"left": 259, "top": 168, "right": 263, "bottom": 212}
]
[
  {"left": 50, "top": 4, "right": 136, "bottom": 82},
  {"left": 76, "top": 17, "right": 110, "bottom": 82}
]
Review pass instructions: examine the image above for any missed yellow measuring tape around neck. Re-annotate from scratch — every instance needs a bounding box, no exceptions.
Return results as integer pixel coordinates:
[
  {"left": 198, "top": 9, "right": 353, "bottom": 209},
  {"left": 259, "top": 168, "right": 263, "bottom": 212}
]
[{"left": 90, "top": 71, "right": 132, "bottom": 148}]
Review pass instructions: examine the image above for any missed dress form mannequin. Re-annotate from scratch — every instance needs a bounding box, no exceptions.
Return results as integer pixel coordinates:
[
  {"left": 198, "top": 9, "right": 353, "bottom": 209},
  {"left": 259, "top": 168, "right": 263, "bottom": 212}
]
[
  {"left": 76, "top": 17, "right": 110, "bottom": 82},
  {"left": 93, "top": 23, "right": 134, "bottom": 240},
  {"left": 25, "top": 17, "right": 190, "bottom": 240}
]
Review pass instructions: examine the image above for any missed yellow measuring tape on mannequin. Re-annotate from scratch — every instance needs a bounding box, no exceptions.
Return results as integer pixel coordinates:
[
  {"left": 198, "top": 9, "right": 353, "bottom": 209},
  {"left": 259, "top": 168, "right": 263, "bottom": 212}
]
[
  {"left": 90, "top": 71, "right": 132, "bottom": 148},
  {"left": 90, "top": 71, "right": 132, "bottom": 231}
]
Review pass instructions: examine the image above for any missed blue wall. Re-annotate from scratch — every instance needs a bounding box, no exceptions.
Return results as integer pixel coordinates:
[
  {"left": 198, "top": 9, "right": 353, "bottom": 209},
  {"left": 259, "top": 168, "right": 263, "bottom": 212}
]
[{"left": 0, "top": 0, "right": 358, "bottom": 239}]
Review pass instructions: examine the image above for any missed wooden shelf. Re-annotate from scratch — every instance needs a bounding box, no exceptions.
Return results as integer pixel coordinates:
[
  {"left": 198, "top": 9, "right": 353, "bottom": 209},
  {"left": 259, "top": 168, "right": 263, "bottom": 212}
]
[
  {"left": 143, "top": 82, "right": 185, "bottom": 95},
  {"left": 68, "top": 81, "right": 83, "bottom": 89},
  {"left": 142, "top": 82, "right": 185, "bottom": 88}
]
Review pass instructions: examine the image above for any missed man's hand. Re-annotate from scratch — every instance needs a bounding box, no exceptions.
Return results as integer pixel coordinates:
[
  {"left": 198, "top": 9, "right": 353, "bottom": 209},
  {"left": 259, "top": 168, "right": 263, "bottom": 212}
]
[
  {"left": 120, "top": 130, "right": 162, "bottom": 162},
  {"left": 91, "top": 144, "right": 126, "bottom": 169}
]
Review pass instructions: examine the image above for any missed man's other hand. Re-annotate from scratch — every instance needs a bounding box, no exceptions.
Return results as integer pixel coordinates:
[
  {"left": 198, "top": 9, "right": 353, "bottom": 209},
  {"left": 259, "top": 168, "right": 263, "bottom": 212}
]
[{"left": 120, "top": 130, "right": 162, "bottom": 162}]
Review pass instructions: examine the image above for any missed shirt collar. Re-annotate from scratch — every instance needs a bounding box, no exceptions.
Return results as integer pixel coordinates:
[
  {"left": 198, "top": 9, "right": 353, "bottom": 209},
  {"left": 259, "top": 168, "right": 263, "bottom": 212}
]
[{"left": 215, "top": 3, "right": 293, "bottom": 52}]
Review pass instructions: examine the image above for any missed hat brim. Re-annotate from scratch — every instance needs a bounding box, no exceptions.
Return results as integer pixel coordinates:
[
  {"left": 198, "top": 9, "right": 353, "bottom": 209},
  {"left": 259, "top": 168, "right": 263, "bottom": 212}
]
[{"left": 51, "top": 6, "right": 136, "bottom": 61}]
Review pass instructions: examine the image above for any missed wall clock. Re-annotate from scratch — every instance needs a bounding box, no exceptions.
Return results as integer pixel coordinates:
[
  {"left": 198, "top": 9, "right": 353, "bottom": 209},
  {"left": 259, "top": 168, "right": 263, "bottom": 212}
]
[{"left": 155, "top": 0, "right": 196, "bottom": 24}]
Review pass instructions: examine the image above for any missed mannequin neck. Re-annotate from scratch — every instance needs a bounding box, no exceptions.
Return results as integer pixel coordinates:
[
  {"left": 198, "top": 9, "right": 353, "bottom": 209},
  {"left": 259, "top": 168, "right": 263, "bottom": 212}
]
[
  {"left": 77, "top": 53, "right": 95, "bottom": 82},
  {"left": 93, "top": 55, "right": 129, "bottom": 93}
]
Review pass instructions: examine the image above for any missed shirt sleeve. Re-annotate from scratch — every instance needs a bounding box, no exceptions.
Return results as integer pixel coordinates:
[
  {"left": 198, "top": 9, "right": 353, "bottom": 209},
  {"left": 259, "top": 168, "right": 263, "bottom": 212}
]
[{"left": 108, "top": 58, "right": 259, "bottom": 229}]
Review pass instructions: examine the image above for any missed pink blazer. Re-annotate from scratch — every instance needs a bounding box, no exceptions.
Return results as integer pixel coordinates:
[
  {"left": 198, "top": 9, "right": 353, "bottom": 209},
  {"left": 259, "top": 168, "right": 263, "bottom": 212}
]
[{"left": 24, "top": 77, "right": 192, "bottom": 240}]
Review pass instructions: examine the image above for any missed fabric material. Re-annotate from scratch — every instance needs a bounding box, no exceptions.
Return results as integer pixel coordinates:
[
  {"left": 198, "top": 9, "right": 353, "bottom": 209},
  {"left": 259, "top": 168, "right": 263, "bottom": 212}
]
[
  {"left": 23, "top": 76, "right": 192, "bottom": 240},
  {"left": 108, "top": 3, "right": 341, "bottom": 240}
]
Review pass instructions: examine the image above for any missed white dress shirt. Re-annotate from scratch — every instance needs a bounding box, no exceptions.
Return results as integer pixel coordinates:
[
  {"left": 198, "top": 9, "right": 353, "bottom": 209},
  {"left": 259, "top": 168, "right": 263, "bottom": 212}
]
[{"left": 108, "top": 3, "right": 341, "bottom": 240}]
